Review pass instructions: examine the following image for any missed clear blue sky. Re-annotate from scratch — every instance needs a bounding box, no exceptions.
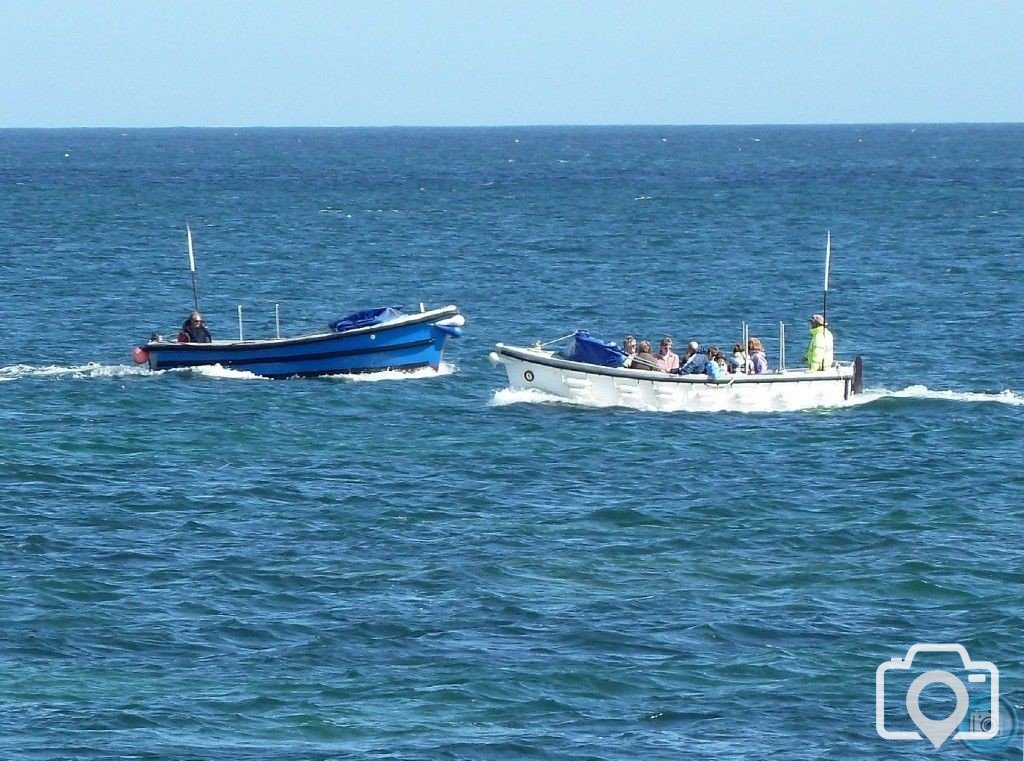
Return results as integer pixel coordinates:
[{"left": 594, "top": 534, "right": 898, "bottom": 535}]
[{"left": 2, "top": 0, "right": 1022, "bottom": 127}]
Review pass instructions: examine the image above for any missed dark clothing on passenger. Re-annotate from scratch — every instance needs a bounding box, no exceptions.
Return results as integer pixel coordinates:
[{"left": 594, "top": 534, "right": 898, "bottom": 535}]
[
  {"left": 679, "top": 352, "right": 710, "bottom": 375},
  {"left": 181, "top": 319, "right": 212, "bottom": 343}
]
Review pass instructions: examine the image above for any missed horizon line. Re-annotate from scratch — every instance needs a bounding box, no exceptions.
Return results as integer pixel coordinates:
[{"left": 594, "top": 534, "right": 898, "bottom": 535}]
[{"left": 1, "top": 120, "right": 1023, "bottom": 131}]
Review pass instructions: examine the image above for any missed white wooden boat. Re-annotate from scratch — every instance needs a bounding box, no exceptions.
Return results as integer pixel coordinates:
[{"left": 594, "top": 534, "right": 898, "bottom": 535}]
[
  {"left": 489, "top": 337, "right": 863, "bottom": 412},
  {"left": 490, "top": 233, "right": 864, "bottom": 411}
]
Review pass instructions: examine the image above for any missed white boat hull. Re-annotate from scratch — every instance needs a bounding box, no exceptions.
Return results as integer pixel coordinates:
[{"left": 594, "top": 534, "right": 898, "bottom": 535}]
[{"left": 489, "top": 344, "right": 863, "bottom": 412}]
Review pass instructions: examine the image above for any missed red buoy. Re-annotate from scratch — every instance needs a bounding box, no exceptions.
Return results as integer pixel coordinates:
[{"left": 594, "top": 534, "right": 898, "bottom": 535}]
[{"left": 132, "top": 347, "right": 149, "bottom": 365}]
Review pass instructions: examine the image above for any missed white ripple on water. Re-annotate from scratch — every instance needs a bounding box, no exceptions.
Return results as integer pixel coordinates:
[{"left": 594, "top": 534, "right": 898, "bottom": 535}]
[
  {"left": 185, "top": 362, "right": 458, "bottom": 382},
  {"left": 0, "top": 363, "right": 152, "bottom": 380},
  {"left": 182, "top": 364, "right": 266, "bottom": 381},
  {"left": 490, "top": 384, "right": 1024, "bottom": 413},
  {"left": 0, "top": 361, "right": 458, "bottom": 383},
  {"left": 851, "top": 385, "right": 1024, "bottom": 407},
  {"left": 489, "top": 386, "right": 829, "bottom": 413},
  {"left": 329, "top": 361, "right": 458, "bottom": 383},
  {"left": 0, "top": 362, "right": 265, "bottom": 382}
]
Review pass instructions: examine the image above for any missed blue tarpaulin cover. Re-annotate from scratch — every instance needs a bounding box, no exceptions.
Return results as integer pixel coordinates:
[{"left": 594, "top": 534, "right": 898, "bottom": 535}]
[
  {"left": 329, "top": 306, "right": 404, "bottom": 333},
  {"left": 560, "top": 330, "right": 628, "bottom": 367}
]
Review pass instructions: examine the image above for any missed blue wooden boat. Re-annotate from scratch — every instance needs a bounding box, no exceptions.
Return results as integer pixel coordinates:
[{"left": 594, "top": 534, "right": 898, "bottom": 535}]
[{"left": 133, "top": 304, "right": 465, "bottom": 379}]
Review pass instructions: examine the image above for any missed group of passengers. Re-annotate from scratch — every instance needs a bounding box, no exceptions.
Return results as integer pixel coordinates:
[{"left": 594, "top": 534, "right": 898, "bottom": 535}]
[
  {"left": 621, "top": 314, "right": 834, "bottom": 375},
  {"left": 621, "top": 335, "right": 769, "bottom": 377}
]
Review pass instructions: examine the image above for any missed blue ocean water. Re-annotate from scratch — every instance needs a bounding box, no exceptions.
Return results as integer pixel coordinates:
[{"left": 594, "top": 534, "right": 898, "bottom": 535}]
[{"left": 1, "top": 125, "right": 1022, "bottom": 759}]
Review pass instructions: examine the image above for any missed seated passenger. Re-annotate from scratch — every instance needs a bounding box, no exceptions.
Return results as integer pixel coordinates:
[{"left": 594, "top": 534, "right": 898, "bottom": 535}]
[
  {"left": 654, "top": 337, "right": 679, "bottom": 372},
  {"left": 706, "top": 349, "right": 728, "bottom": 380},
  {"left": 622, "top": 335, "right": 638, "bottom": 356},
  {"left": 681, "top": 340, "right": 699, "bottom": 363},
  {"left": 631, "top": 340, "right": 663, "bottom": 371},
  {"left": 679, "top": 342, "right": 710, "bottom": 375},
  {"left": 747, "top": 337, "right": 769, "bottom": 374},
  {"left": 728, "top": 343, "right": 748, "bottom": 374}
]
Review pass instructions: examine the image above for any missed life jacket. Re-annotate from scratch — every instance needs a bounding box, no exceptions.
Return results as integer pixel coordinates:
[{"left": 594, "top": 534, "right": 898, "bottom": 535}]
[{"left": 805, "top": 325, "right": 834, "bottom": 370}]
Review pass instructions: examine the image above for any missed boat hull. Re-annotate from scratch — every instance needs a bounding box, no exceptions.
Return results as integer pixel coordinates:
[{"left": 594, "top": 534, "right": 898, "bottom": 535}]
[
  {"left": 142, "top": 306, "right": 462, "bottom": 379},
  {"left": 490, "top": 344, "right": 862, "bottom": 411}
]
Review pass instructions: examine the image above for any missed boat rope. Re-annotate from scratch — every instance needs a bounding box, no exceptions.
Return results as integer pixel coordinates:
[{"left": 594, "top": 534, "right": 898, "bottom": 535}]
[{"left": 537, "top": 332, "right": 577, "bottom": 347}]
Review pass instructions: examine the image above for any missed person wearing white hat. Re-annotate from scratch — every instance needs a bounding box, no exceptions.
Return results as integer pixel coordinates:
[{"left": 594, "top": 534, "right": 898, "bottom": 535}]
[
  {"left": 679, "top": 341, "right": 710, "bottom": 375},
  {"left": 805, "top": 314, "right": 834, "bottom": 370}
]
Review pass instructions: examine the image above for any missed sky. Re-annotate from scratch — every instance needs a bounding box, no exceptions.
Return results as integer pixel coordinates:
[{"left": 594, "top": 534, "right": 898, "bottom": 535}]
[{"left": 1, "top": 0, "right": 1022, "bottom": 128}]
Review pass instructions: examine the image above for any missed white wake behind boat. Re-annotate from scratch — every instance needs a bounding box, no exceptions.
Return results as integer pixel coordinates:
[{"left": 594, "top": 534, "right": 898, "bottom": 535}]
[{"left": 489, "top": 338, "right": 864, "bottom": 412}]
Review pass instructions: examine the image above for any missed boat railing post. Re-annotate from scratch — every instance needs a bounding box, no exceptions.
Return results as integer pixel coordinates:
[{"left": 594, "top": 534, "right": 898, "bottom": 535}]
[
  {"left": 238, "top": 305, "right": 244, "bottom": 341},
  {"left": 275, "top": 303, "right": 281, "bottom": 339},
  {"left": 742, "top": 321, "right": 749, "bottom": 372},
  {"left": 420, "top": 302, "right": 426, "bottom": 313},
  {"left": 779, "top": 321, "right": 786, "bottom": 372}
]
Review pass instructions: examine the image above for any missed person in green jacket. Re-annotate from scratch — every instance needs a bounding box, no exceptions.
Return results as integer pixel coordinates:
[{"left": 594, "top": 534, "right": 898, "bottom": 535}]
[{"left": 805, "top": 314, "right": 834, "bottom": 370}]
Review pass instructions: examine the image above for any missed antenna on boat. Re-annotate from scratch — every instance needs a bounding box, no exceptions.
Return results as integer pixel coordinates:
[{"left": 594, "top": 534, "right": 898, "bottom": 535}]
[
  {"left": 186, "top": 223, "right": 200, "bottom": 313},
  {"left": 822, "top": 230, "right": 831, "bottom": 326},
  {"left": 275, "top": 303, "right": 281, "bottom": 338}
]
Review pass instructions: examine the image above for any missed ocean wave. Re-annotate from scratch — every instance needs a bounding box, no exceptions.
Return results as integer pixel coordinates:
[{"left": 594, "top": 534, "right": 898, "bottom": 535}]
[
  {"left": 490, "top": 387, "right": 580, "bottom": 407},
  {"left": 330, "top": 361, "right": 457, "bottom": 383},
  {"left": 0, "top": 363, "right": 152, "bottom": 381},
  {"left": 490, "top": 392, "right": 827, "bottom": 413},
  {"left": 490, "top": 387, "right": 737, "bottom": 413},
  {"left": 490, "top": 385, "right": 850, "bottom": 413},
  {"left": 490, "top": 384, "right": 1024, "bottom": 413},
  {"left": 852, "top": 385, "right": 1024, "bottom": 407},
  {"left": 0, "top": 362, "right": 268, "bottom": 382},
  {"left": 0, "top": 361, "right": 457, "bottom": 383},
  {"left": 183, "top": 365, "right": 266, "bottom": 381}
]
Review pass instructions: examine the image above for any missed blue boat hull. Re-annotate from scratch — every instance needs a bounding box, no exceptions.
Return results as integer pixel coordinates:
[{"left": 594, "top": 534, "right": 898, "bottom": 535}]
[{"left": 140, "top": 306, "right": 462, "bottom": 379}]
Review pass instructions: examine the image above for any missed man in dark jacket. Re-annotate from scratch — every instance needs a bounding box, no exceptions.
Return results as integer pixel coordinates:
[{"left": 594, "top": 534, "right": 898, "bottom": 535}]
[{"left": 179, "top": 311, "right": 212, "bottom": 343}]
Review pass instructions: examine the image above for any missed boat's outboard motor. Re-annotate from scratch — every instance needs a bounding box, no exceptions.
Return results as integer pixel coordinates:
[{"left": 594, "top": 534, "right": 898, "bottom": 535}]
[{"left": 852, "top": 356, "right": 864, "bottom": 395}]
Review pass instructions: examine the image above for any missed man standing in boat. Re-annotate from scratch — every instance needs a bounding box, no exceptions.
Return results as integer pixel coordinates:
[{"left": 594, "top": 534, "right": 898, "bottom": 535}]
[
  {"left": 805, "top": 314, "right": 833, "bottom": 370},
  {"left": 179, "top": 311, "right": 213, "bottom": 343}
]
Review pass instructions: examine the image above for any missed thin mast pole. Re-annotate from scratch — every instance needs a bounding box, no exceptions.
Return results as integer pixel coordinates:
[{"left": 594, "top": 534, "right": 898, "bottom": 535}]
[
  {"left": 186, "top": 223, "right": 200, "bottom": 313},
  {"left": 822, "top": 230, "right": 831, "bottom": 326}
]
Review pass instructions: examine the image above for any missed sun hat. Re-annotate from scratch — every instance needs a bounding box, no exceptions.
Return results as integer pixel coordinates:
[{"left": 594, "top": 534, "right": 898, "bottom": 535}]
[{"left": 809, "top": 314, "right": 825, "bottom": 326}]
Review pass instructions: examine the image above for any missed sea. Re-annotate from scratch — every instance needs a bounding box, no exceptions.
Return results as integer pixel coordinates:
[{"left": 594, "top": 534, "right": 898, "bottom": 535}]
[{"left": 1, "top": 125, "right": 1022, "bottom": 760}]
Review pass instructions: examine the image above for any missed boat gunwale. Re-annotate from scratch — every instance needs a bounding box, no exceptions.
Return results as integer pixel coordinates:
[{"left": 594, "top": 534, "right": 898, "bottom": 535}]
[
  {"left": 152, "top": 337, "right": 437, "bottom": 369},
  {"left": 144, "top": 305, "right": 460, "bottom": 352},
  {"left": 494, "top": 343, "right": 856, "bottom": 385}
]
